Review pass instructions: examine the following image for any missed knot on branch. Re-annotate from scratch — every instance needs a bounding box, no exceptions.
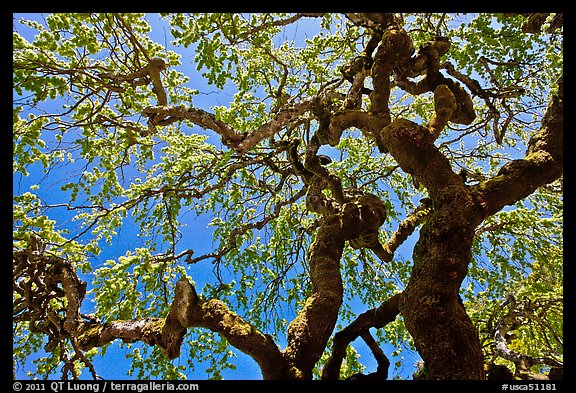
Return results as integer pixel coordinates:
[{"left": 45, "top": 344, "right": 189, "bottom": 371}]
[
  {"left": 100, "top": 57, "right": 168, "bottom": 106},
  {"left": 428, "top": 84, "right": 457, "bottom": 138},
  {"left": 306, "top": 188, "right": 340, "bottom": 216},
  {"left": 384, "top": 118, "right": 436, "bottom": 150},
  {"left": 379, "top": 26, "right": 415, "bottom": 66},
  {"left": 391, "top": 36, "right": 476, "bottom": 127},
  {"left": 166, "top": 276, "right": 200, "bottom": 329},
  {"left": 148, "top": 57, "right": 167, "bottom": 72},
  {"left": 341, "top": 193, "right": 387, "bottom": 243},
  {"left": 156, "top": 276, "right": 200, "bottom": 359}
]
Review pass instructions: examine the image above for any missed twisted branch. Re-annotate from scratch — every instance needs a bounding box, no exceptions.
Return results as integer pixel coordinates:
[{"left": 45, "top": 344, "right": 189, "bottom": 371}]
[{"left": 322, "top": 293, "right": 402, "bottom": 379}]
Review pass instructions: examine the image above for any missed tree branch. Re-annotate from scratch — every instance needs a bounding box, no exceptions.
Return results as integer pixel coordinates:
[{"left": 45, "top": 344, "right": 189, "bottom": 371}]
[
  {"left": 237, "top": 97, "right": 315, "bottom": 153},
  {"left": 344, "top": 13, "right": 396, "bottom": 29},
  {"left": 78, "top": 276, "right": 287, "bottom": 379},
  {"left": 378, "top": 198, "right": 432, "bottom": 262},
  {"left": 520, "top": 13, "right": 563, "bottom": 34},
  {"left": 230, "top": 13, "right": 325, "bottom": 44},
  {"left": 380, "top": 118, "right": 464, "bottom": 198},
  {"left": 322, "top": 293, "right": 401, "bottom": 379},
  {"left": 142, "top": 97, "right": 315, "bottom": 152},
  {"left": 100, "top": 57, "right": 167, "bottom": 106},
  {"left": 475, "top": 77, "right": 563, "bottom": 216},
  {"left": 283, "top": 192, "right": 388, "bottom": 378},
  {"left": 492, "top": 295, "right": 563, "bottom": 371},
  {"left": 370, "top": 27, "right": 414, "bottom": 118}
]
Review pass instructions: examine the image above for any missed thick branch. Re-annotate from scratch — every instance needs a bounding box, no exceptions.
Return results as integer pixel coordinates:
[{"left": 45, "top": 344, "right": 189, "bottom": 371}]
[
  {"left": 100, "top": 57, "right": 167, "bottom": 106},
  {"left": 378, "top": 197, "right": 432, "bottom": 262},
  {"left": 283, "top": 221, "right": 346, "bottom": 379},
  {"left": 428, "top": 84, "right": 457, "bottom": 139},
  {"left": 77, "top": 318, "right": 163, "bottom": 351},
  {"left": 143, "top": 98, "right": 314, "bottom": 152},
  {"left": 284, "top": 194, "right": 387, "bottom": 378},
  {"left": 394, "top": 37, "right": 476, "bottom": 126},
  {"left": 190, "top": 299, "right": 286, "bottom": 379},
  {"left": 380, "top": 118, "right": 464, "bottom": 198},
  {"left": 142, "top": 105, "right": 241, "bottom": 143},
  {"left": 320, "top": 109, "right": 389, "bottom": 150},
  {"left": 344, "top": 13, "right": 396, "bottom": 29},
  {"left": 475, "top": 77, "right": 563, "bottom": 216},
  {"left": 370, "top": 27, "right": 414, "bottom": 117},
  {"left": 304, "top": 135, "right": 348, "bottom": 205},
  {"left": 14, "top": 244, "right": 87, "bottom": 354},
  {"left": 343, "top": 69, "right": 369, "bottom": 110},
  {"left": 230, "top": 13, "right": 325, "bottom": 44},
  {"left": 237, "top": 97, "right": 315, "bottom": 152},
  {"left": 78, "top": 276, "right": 287, "bottom": 379}
]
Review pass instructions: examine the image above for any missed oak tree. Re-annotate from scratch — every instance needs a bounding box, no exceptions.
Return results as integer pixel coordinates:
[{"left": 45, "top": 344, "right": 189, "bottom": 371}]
[{"left": 13, "top": 13, "right": 563, "bottom": 380}]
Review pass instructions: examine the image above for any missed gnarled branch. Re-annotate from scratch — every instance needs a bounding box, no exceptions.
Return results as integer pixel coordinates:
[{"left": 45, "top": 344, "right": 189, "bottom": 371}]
[
  {"left": 476, "top": 76, "right": 563, "bottom": 217},
  {"left": 77, "top": 276, "right": 287, "bottom": 379},
  {"left": 322, "top": 293, "right": 402, "bottom": 379}
]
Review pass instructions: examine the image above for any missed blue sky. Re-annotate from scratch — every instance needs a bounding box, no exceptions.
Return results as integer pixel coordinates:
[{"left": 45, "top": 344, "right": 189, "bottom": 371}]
[
  {"left": 12, "top": 13, "right": 428, "bottom": 380},
  {"left": 14, "top": 12, "right": 565, "bottom": 382}
]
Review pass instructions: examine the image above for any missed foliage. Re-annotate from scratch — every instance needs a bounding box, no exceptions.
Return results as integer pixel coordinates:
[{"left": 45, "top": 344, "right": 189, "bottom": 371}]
[{"left": 13, "top": 13, "right": 562, "bottom": 380}]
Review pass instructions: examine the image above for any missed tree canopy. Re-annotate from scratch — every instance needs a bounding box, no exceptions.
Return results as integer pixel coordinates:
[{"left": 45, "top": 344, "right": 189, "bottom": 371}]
[{"left": 13, "top": 13, "right": 563, "bottom": 380}]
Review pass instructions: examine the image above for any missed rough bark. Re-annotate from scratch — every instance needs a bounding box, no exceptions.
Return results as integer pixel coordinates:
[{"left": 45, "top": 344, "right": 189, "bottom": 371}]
[
  {"left": 282, "top": 221, "right": 345, "bottom": 379},
  {"left": 400, "top": 197, "right": 486, "bottom": 379},
  {"left": 380, "top": 116, "right": 485, "bottom": 378},
  {"left": 376, "top": 77, "right": 562, "bottom": 379},
  {"left": 477, "top": 77, "right": 563, "bottom": 215},
  {"left": 283, "top": 192, "right": 388, "bottom": 379},
  {"left": 52, "top": 73, "right": 564, "bottom": 377},
  {"left": 77, "top": 276, "right": 290, "bottom": 379}
]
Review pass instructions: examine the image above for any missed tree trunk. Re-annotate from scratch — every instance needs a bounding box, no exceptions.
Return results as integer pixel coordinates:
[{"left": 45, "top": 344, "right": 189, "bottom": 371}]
[
  {"left": 379, "top": 73, "right": 561, "bottom": 379},
  {"left": 283, "top": 222, "right": 346, "bottom": 379},
  {"left": 283, "top": 192, "right": 388, "bottom": 379},
  {"left": 399, "top": 190, "right": 486, "bottom": 379}
]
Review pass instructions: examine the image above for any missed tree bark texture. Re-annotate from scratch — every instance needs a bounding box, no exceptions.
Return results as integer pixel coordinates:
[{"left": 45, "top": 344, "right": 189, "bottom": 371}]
[
  {"left": 283, "top": 192, "right": 388, "bottom": 378},
  {"left": 378, "top": 77, "right": 562, "bottom": 379}
]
